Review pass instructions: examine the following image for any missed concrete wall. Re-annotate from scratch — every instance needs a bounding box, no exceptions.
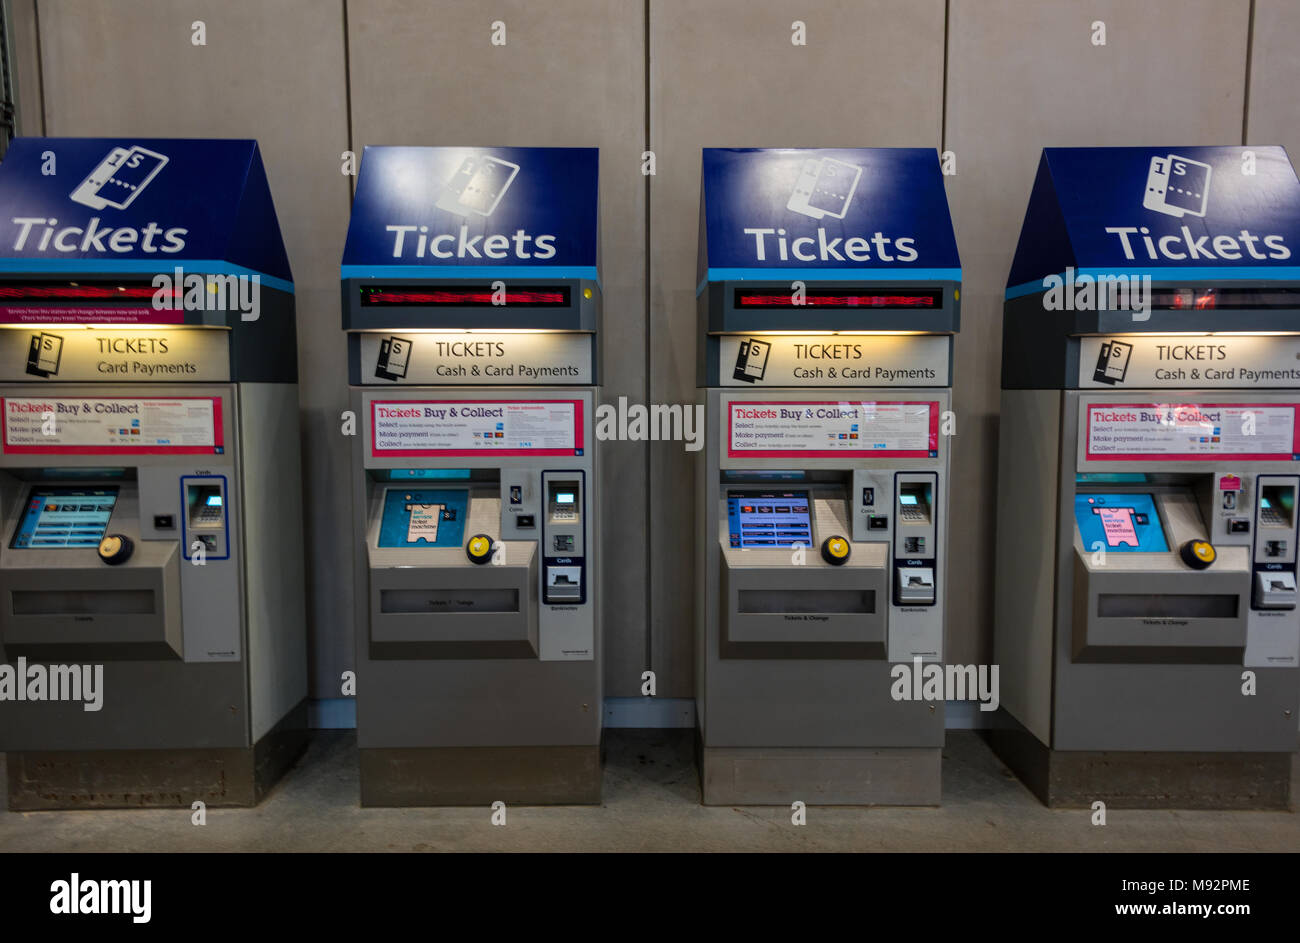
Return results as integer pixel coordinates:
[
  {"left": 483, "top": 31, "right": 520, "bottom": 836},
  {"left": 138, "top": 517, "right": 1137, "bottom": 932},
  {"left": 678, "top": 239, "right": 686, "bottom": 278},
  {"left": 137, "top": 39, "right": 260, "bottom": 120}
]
[
  {"left": 648, "top": 0, "right": 946, "bottom": 694},
  {"left": 10, "top": 0, "right": 1294, "bottom": 711},
  {"left": 943, "top": 0, "right": 1251, "bottom": 663}
]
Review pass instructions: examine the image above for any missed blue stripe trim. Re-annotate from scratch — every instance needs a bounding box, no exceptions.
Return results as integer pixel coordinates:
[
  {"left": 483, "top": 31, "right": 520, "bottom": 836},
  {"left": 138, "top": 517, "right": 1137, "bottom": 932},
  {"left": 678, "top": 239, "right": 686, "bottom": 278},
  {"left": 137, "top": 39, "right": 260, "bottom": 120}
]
[
  {"left": 707, "top": 266, "right": 961, "bottom": 282},
  {"left": 0, "top": 257, "right": 295, "bottom": 294},
  {"left": 341, "top": 264, "right": 599, "bottom": 288},
  {"left": 1007, "top": 266, "right": 1300, "bottom": 300},
  {"left": 308, "top": 698, "right": 356, "bottom": 729}
]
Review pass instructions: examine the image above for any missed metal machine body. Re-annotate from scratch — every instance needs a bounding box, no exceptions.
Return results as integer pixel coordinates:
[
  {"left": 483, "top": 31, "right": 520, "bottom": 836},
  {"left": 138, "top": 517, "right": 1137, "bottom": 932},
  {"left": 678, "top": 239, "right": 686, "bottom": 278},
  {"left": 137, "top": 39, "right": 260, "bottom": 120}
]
[
  {"left": 992, "top": 146, "right": 1300, "bottom": 808},
  {"left": 694, "top": 148, "right": 961, "bottom": 805},
  {"left": 0, "top": 138, "right": 307, "bottom": 808},
  {"left": 342, "top": 146, "right": 602, "bottom": 805}
]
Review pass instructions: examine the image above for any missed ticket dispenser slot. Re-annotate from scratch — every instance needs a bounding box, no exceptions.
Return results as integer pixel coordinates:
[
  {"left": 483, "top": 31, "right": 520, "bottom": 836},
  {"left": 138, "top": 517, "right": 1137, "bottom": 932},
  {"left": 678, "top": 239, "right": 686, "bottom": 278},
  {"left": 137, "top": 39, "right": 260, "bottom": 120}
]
[
  {"left": 894, "top": 473, "right": 938, "bottom": 607},
  {"left": 1253, "top": 476, "right": 1299, "bottom": 610},
  {"left": 542, "top": 473, "right": 586, "bottom": 605},
  {"left": 1072, "top": 487, "right": 1249, "bottom": 662}
]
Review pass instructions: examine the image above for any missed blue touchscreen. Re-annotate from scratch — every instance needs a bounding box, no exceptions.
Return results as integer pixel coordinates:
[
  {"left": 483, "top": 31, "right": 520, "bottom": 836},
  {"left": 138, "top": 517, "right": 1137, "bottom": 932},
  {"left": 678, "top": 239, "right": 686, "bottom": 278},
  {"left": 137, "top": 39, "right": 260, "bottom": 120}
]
[
  {"left": 378, "top": 489, "right": 468, "bottom": 548},
  {"left": 727, "top": 490, "right": 812, "bottom": 549},
  {"left": 1074, "top": 493, "right": 1167, "bottom": 553}
]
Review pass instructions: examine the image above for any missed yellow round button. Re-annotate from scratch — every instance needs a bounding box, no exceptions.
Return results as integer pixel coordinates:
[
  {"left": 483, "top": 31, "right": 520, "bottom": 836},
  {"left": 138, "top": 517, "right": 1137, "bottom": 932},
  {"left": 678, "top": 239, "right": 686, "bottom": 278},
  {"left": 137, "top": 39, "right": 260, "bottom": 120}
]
[
  {"left": 466, "top": 534, "right": 493, "bottom": 565},
  {"left": 97, "top": 533, "right": 134, "bottom": 566},
  {"left": 1180, "top": 539, "right": 1216, "bottom": 570},
  {"left": 821, "top": 535, "right": 851, "bottom": 566}
]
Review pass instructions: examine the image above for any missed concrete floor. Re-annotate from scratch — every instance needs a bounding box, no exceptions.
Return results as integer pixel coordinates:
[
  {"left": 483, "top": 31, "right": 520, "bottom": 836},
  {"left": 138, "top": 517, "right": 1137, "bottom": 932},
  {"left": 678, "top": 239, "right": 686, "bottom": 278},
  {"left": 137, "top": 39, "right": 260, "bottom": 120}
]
[{"left": 0, "top": 731, "right": 1296, "bottom": 852}]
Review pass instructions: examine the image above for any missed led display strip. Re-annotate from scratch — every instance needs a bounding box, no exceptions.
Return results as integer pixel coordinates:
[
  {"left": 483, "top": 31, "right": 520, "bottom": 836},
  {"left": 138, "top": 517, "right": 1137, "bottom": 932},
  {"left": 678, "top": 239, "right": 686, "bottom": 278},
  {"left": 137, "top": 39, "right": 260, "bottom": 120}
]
[
  {"left": 734, "top": 287, "right": 942, "bottom": 309},
  {"left": 1145, "top": 287, "right": 1300, "bottom": 310},
  {"left": 0, "top": 280, "right": 178, "bottom": 301},
  {"left": 359, "top": 285, "right": 571, "bottom": 307}
]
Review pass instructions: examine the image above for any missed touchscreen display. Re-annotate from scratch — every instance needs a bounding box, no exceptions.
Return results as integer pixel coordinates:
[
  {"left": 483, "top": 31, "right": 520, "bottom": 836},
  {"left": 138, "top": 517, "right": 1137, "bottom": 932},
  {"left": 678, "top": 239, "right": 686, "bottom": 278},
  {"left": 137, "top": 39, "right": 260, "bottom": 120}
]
[
  {"left": 727, "top": 490, "right": 812, "bottom": 549},
  {"left": 1073, "top": 493, "right": 1168, "bottom": 553},
  {"left": 11, "top": 487, "right": 118, "bottom": 548}
]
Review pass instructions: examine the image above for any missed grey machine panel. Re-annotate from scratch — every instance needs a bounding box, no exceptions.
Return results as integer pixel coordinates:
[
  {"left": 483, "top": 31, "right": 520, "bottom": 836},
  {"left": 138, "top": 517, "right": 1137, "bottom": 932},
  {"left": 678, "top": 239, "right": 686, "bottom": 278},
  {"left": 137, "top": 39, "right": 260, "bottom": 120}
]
[
  {"left": 0, "top": 383, "right": 256, "bottom": 752},
  {"left": 351, "top": 386, "right": 601, "bottom": 751},
  {"left": 698, "top": 388, "right": 948, "bottom": 752},
  {"left": 0, "top": 485, "right": 183, "bottom": 661},
  {"left": 1048, "top": 390, "right": 1300, "bottom": 752},
  {"left": 992, "top": 389, "right": 1061, "bottom": 745},
  {"left": 366, "top": 487, "right": 541, "bottom": 659}
]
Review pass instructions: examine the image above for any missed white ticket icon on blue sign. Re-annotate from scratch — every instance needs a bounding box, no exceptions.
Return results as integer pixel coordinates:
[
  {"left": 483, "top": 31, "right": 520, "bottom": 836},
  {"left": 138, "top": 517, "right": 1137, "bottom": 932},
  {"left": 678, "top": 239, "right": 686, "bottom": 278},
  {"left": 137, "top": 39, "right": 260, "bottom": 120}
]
[
  {"left": 787, "top": 157, "right": 862, "bottom": 220},
  {"left": 1142, "top": 153, "right": 1211, "bottom": 219},
  {"left": 70, "top": 145, "right": 169, "bottom": 211},
  {"left": 435, "top": 154, "right": 520, "bottom": 218}
]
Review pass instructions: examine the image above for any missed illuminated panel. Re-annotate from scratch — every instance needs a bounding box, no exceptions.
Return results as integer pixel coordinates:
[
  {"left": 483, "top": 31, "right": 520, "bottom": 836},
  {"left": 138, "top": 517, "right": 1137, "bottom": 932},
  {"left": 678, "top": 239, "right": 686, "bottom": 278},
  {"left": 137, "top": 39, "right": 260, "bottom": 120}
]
[
  {"left": 10, "top": 487, "right": 119, "bottom": 549},
  {"left": 0, "top": 279, "right": 182, "bottom": 324},
  {"left": 360, "top": 285, "right": 570, "bottom": 307},
  {"left": 734, "top": 288, "right": 941, "bottom": 309},
  {"left": 1149, "top": 287, "right": 1300, "bottom": 310},
  {"left": 1073, "top": 493, "right": 1168, "bottom": 553},
  {"left": 726, "top": 490, "right": 812, "bottom": 549}
]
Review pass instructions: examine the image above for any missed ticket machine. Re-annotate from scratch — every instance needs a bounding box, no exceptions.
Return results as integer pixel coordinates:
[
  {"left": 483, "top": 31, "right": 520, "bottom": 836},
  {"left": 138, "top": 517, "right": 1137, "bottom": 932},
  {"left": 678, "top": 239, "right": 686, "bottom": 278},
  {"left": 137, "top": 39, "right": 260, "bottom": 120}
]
[
  {"left": 342, "top": 147, "right": 601, "bottom": 805},
  {"left": 0, "top": 138, "right": 307, "bottom": 808},
  {"left": 992, "top": 146, "right": 1300, "bottom": 808},
  {"left": 695, "top": 148, "right": 960, "bottom": 805}
]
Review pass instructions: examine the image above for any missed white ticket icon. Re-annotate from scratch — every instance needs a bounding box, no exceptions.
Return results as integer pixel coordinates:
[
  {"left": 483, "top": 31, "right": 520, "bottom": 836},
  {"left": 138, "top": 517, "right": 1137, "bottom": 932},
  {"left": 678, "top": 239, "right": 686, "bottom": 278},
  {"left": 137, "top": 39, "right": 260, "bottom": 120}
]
[
  {"left": 70, "top": 145, "right": 169, "bottom": 211},
  {"left": 1142, "top": 153, "right": 1211, "bottom": 219},
  {"left": 787, "top": 157, "right": 862, "bottom": 220}
]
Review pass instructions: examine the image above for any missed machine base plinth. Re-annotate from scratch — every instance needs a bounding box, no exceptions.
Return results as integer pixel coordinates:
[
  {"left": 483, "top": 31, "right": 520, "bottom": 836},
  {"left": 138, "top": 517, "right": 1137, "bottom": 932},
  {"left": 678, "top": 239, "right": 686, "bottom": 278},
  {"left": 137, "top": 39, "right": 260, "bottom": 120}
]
[
  {"left": 5, "top": 700, "right": 309, "bottom": 811},
  {"left": 982, "top": 725, "right": 1292, "bottom": 810},
  {"left": 359, "top": 745, "right": 602, "bottom": 806},
  {"left": 699, "top": 742, "right": 942, "bottom": 806}
]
